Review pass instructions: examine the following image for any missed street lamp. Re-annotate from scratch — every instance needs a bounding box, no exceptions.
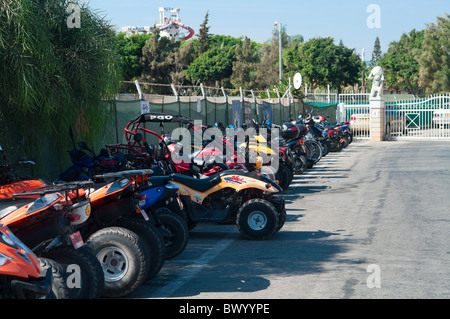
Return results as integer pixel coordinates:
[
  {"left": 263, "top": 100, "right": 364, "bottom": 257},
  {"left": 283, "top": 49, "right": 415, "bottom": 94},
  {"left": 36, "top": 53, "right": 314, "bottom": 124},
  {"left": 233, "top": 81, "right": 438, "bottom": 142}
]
[{"left": 274, "top": 21, "right": 282, "bottom": 82}]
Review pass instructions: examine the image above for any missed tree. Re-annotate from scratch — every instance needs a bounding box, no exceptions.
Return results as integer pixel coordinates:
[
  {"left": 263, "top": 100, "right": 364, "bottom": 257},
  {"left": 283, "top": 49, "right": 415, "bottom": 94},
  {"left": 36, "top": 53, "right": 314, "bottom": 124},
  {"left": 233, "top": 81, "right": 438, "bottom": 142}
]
[
  {"left": 185, "top": 46, "right": 236, "bottom": 86},
  {"left": 171, "top": 40, "right": 197, "bottom": 85},
  {"left": 283, "top": 34, "right": 304, "bottom": 79},
  {"left": 255, "top": 29, "right": 280, "bottom": 88},
  {"left": 230, "top": 36, "right": 259, "bottom": 90},
  {"left": 416, "top": 14, "right": 450, "bottom": 93},
  {"left": 197, "top": 11, "right": 211, "bottom": 54},
  {"left": 115, "top": 32, "right": 151, "bottom": 80},
  {"left": 139, "top": 28, "right": 180, "bottom": 94},
  {"left": 0, "top": 0, "right": 120, "bottom": 178},
  {"left": 371, "top": 36, "right": 382, "bottom": 66},
  {"left": 185, "top": 35, "right": 242, "bottom": 87},
  {"left": 286, "top": 37, "right": 362, "bottom": 90},
  {"left": 379, "top": 29, "right": 424, "bottom": 94}
]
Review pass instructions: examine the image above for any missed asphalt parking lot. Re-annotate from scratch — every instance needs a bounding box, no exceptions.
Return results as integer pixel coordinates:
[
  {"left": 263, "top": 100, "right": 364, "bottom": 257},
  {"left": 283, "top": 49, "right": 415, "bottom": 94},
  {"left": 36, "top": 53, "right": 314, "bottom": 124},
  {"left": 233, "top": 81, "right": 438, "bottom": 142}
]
[{"left": 130, "top": 140, "right": 450, "bottom": 300}]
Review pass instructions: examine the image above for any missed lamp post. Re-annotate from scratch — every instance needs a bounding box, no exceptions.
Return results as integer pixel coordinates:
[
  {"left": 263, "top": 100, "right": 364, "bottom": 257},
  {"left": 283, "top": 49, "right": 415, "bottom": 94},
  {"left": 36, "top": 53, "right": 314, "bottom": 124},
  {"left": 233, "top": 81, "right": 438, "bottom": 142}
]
[{"left": 274, "top": 21, "right": 282, "bottom": 82}]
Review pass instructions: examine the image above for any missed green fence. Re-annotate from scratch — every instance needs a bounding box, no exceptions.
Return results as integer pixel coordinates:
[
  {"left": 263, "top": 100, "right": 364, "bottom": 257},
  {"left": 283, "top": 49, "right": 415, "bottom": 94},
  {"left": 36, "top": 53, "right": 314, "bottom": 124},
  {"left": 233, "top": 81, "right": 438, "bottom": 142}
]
[{"left": 111, "top": 97, "right": 307, "bottom": 144}]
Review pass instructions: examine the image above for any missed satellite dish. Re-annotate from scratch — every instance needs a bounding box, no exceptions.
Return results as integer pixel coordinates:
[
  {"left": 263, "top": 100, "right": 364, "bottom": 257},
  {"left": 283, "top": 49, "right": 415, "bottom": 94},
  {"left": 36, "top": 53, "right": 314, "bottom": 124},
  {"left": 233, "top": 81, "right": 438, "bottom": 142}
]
[{"left": 293, "top": 73, "right": 302, "bottom": 89}]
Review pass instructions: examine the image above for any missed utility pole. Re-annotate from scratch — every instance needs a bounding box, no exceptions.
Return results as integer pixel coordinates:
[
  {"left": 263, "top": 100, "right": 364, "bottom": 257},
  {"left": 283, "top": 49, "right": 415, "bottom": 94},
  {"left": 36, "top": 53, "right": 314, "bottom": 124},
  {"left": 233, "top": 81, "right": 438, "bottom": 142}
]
[{"left": 275, "top": 21, "right": 282, "bottom": 82}]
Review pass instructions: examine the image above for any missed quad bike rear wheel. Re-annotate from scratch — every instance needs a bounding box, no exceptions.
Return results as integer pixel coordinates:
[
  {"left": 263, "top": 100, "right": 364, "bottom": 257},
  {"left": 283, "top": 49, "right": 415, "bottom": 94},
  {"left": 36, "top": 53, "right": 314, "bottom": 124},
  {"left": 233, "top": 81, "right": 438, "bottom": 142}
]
[
  {"left": 236, "top": 199, "right": 279, "bottom": 240},
  {"left": 116, "top": 218, "right": 165, "bottom": 281},
  {"left": 154, "top": 207, "right": 189, "bottom": 260},
  {"left": 86, "top": 227, "right": 149, "bottom": 298}
]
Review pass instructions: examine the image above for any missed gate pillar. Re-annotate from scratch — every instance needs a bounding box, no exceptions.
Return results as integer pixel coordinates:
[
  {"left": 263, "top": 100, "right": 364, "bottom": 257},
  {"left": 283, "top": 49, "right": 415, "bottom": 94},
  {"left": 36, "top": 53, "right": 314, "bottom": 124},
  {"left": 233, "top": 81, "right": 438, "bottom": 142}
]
[
  {"left": 368, "top": 66, "right": 385, "bottom": 141},
  {"left": 370, "top": 96, "right": 385, "bottom": 141}
]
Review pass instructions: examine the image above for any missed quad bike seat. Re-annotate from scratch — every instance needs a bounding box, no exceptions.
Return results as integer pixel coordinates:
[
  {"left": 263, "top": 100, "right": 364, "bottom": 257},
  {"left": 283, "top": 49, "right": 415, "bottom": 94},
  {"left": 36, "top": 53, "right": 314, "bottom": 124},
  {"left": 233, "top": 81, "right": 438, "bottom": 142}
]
[
  {"left": 143, "top": 175, "right": 173, "bottom": 188},
  {"left": 172, "top": 173, "right": 221, "bottom": 192}
]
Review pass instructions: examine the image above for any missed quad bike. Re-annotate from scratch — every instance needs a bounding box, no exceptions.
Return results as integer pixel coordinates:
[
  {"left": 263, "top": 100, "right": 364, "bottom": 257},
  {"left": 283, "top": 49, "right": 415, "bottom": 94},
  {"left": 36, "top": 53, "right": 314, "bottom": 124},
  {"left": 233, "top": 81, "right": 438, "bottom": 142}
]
[
  {"left": 58, "top": 130, "right": 188, "bottom": 261},
  {"left": 0, "top": 142, "right": 46, "bottom": 200},
  {"left": 0, "top": 182, "right": 104, "bottom": 299},
  {"left": 76, "top": 169, "right": 188, "bottom": 297},
  {"left": 56, "top": 127, "right": 130, "bottom": 182},
  {"left": 105, "top": 113, "right": 287, "bottom": 239},
  {"left": 283, "top": 120, "right": 326, "bottom": 172},
  {"left": 108, "top": 112, "right": 291, "bottom": 191},
  {"left": 249, "top": 120, "right": 294, "bottom": 190},
  {"left": 170, "top": 168, "right": 286, "bottom": 240},
  {"left": 0, "top": 223, "right": 70, "bottom": 299}
]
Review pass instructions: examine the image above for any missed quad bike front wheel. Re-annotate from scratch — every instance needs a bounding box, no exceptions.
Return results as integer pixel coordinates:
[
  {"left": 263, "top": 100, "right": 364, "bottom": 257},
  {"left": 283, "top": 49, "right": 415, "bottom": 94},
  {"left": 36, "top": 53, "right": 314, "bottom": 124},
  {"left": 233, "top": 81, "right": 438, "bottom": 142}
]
[
  {"left": 276, "top": 163, "right": 293, "bottom": 191},
  {"left": 42, "top": 245, "right": 104, "bottom": 299},
  {"left": 38, "top": 258, "right": 71, "bottom": 299},
  {"left": 236, "top": 199, "right": 279, "bottom": 240},
  {"left": 86, "top": 227, "right": 149, "bottom": 298}
]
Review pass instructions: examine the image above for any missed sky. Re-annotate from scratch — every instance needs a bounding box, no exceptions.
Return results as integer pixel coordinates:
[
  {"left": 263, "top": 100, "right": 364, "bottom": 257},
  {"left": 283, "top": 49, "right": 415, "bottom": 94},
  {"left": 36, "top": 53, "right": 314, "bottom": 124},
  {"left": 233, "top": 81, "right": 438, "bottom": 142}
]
[{"left": 85, "top": 0, "right": 449, "bottom": 60}]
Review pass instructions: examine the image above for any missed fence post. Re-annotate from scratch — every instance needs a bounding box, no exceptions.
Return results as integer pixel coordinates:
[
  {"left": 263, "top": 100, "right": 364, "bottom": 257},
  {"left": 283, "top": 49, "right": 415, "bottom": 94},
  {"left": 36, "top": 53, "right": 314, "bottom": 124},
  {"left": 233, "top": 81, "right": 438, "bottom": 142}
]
[
  {"left": 221, "top": 87, "right": 228, "bottom": 126},
  {"left": 171, "top": 83, "right": 179, "bottom": 102}
]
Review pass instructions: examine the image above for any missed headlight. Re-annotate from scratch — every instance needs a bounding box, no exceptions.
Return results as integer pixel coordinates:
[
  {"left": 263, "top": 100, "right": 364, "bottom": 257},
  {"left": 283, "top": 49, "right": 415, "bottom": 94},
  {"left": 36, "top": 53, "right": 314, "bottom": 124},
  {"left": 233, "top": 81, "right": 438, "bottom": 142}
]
[
  {"left": 0, "top": 227, "right": 18, "bottom": 249},
  {"left": 0, "top": 226, "right": 31, "bottom": 253},
  {"left": 1, "top": 233, "right": 15, "bottom": 246},
  {"left": 0, "top": 252, "right": 14, "bottom": 266}
]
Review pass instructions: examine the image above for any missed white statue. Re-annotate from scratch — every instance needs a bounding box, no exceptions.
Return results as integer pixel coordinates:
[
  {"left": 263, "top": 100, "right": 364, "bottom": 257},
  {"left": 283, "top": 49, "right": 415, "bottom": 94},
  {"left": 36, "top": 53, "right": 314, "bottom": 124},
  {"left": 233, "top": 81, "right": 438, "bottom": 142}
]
[{"left": 368, "top": 66, "right": 384, "bottom": 98}]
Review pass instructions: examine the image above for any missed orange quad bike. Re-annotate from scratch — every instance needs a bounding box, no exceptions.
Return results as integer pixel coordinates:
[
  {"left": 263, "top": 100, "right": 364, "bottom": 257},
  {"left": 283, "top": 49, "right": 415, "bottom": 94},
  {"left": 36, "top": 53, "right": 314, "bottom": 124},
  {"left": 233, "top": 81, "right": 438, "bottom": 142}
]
[
  {"left": 74, "top": 169, "right": 183, "bottom": 298},
  {"left": 0, "top": 182, "right": 104, "bottom": 299},
  {"left": 0, "top": 223, "right": 70, "bottom": 299},
  {"left": 0, "top": 143, "right": 46, "bottom": 201}
]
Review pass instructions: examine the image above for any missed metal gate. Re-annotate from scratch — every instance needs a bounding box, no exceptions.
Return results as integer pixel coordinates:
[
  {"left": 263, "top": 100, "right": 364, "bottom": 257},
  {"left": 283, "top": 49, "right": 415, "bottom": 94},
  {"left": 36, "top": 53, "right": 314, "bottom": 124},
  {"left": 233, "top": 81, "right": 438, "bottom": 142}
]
[
  {"left": 386, "top": 94, "right": 450, "bottom": 140},
  {"left": 339, "top": 93, "right": 450, "bottom": 140},
  {"left": 338, "top": 93, "right": 370, "bottom": 139}
]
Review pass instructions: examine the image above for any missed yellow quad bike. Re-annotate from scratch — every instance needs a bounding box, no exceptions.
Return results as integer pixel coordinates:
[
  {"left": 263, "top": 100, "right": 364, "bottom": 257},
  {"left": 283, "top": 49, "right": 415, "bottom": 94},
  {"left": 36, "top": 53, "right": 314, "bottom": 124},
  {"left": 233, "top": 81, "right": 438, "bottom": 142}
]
[
  {"left": 237, "top": 133, "right": 294, "bottom": 191},
  {"left": 171, "top": 166, "right": 286, "bottom": 240}
]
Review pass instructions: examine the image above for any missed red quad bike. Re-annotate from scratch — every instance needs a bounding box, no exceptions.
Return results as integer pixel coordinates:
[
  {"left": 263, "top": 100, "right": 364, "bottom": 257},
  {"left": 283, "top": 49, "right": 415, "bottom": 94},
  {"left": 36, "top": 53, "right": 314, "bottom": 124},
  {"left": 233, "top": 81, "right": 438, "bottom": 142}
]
[
  {"left": 0, "top": 223, "right": 70, "bottom": 299},
  {"left": 107, "top": 112, "right": 276, "bottom": 181},
  {"left": 0, "top": 181, "right": 104, "bottom": 299}
]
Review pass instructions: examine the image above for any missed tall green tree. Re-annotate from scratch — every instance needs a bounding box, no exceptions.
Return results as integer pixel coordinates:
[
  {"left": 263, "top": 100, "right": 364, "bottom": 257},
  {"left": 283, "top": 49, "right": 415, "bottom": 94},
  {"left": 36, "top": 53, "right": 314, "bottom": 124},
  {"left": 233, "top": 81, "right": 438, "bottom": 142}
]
[
  {"left": 197, "top": 11, "right": 211, "bottom": 54},
  {"left": 230, "top": 36, "right": 258, "bottom": 90},
  {"left": 115, "top": 32, "right": 151, "bottom": 80},
  {"left": 285, "top": 37, "right": 361, "bottom": 90},
  {"left": 185, "top": 46, "right": 236, "bottom": 86},
  {"left": 371, "top": 36, "right": 382, "bottom": 66},
  {"left": 0, "top": 0, "right": 120, "bottom": 177},
  {"left": 417, "top": 14, "right": 450, "bottom": 93},
  {"left": 171, "top": 40, "right": 197, "bottom": 85},
  {"left": 139, "top": 28, "right": 180, "bottom": 94},
  {"left": 255, "top": 29, "right": 280, "bottom": 88},
  {"left": 283, "top": 34, "right": 304, "bottom": 79},
  {"left": 185, "top": 35, "right": 242, "bottom": 87},
  {"left": 379, "top": 29, "right": 424, "bottom": 94}
]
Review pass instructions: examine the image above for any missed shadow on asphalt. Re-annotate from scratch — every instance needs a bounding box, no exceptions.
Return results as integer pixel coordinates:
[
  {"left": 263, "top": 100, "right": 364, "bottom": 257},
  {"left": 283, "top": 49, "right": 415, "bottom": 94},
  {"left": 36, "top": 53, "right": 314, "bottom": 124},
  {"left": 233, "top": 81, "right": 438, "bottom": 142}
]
[{"left": 156, "top": 228, "right": 346, "bottom": 298}]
